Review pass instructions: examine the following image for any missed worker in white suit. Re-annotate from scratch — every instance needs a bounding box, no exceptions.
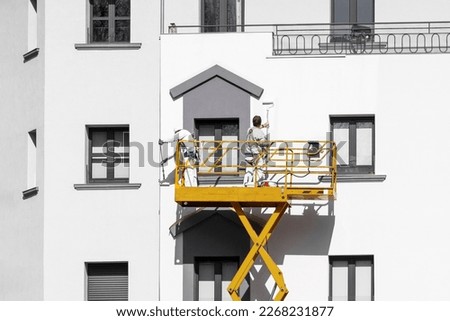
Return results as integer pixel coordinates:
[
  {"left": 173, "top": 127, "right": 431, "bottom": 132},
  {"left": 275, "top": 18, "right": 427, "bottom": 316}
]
[
  {"left": 243, "top": 115, "right": 269, "bottom": 186},
  {"left": 159, "top": 129, "right": 198, "bottom": 187}
]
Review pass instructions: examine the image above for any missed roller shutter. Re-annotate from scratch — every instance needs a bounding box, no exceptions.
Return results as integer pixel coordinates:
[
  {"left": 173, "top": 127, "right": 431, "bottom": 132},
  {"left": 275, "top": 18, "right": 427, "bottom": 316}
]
[{"left": 87, "top": 262, "right": 128, "bottom": 301}]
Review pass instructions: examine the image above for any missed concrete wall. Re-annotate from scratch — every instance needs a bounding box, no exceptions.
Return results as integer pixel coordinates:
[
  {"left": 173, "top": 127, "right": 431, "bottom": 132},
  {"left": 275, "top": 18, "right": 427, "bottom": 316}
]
[
  {"left": 0, "top": 0, "right": 45, "bottom": 300},
  {"left": 160, "top": 32, "right": 450, "bottom": 300},
  {"left": 41, "top": 0, "right": 160, "bottom": 300}
]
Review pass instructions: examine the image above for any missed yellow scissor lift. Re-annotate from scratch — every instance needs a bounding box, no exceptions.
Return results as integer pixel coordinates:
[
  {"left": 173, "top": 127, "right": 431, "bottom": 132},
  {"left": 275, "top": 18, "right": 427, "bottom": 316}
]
[{"left": 174, "top": 139, "right": 337, "bottom": 301}]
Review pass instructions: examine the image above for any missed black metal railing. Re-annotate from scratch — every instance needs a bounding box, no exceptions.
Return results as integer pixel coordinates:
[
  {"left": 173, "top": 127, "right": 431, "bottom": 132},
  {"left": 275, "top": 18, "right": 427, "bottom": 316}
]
[{"left": 168, "top": 21, "right": 450, "bottom": 55}]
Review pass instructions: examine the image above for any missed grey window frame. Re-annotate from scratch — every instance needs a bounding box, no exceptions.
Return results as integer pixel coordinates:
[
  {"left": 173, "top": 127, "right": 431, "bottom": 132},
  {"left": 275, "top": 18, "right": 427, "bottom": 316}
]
[
  {"left": 201, "top": 0, "right": 245, "bottom": 33},
  {"left": 331, "top": 0, "right": 374, "bottom": 25},
  {"left": 330, "top": 115, "right": 375, "bottom": 175},
  {"left": 195, "top": 118, "right": 240, "bottom": 173},
  {"left": 89, "top": 0, "right": 131, "bottom": 43},
  {"left": 87, "top": 126, "right": 130, "bottom": 184},
  {"left": 194, "top": 257, "right": 241, "bottom": 301},
  {"left": 329, "top": 255, "right": 374, "bottom": 301},
  {"left": 331, "top": 0, "right": 374, "bottom": 42},
  {"left": 85, "top": 262, "right": 128, "bottom": 301}
]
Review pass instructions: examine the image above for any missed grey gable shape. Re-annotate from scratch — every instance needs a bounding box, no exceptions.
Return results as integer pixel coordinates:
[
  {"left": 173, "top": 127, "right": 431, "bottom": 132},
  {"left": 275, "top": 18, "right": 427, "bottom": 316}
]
[
  {"left": 169, "top": 209, "right": 263, "bottom": 237},
  {"left": 170, "top": 65, "right": 264, "bottom": 100}
]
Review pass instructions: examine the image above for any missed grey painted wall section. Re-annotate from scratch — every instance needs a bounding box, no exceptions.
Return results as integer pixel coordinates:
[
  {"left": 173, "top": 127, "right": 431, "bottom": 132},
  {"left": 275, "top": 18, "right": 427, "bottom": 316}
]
[
  {"left": 170, "top": 65, "right": 263, "bottom": 100},
  {"left": 181, "top": 211, "right": 250, "bottom": 300},
  {"left": 182, "top": 211, "right": 249, "bottom": 264},
  {"left": 182, "top": 77, "right": 252, "bottom": 139},
  {"left": 0, "top": 0, "right": 45, "bottom": 300}
]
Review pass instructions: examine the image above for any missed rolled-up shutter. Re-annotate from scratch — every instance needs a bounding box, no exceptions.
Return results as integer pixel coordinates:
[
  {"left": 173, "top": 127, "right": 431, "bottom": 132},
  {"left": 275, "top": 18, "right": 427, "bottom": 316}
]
[{"left": 87, "top": 262, "right": 128, "bottom": 301}]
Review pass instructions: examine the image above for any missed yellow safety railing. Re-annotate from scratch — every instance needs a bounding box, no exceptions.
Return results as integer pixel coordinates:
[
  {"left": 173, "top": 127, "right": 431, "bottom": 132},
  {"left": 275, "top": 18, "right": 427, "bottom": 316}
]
[{"left": 175, "top": 139, "right": 337, "bottom": 196}]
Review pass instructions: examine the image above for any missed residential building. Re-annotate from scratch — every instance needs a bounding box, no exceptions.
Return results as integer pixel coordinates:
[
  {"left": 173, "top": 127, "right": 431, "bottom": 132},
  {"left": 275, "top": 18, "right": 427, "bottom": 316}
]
[{"left": 1, "top": 0, "right": 450, "bottom": 301}]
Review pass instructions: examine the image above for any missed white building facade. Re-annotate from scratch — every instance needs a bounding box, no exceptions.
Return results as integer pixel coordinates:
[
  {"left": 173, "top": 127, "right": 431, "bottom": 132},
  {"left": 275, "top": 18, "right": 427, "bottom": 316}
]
[{"left": 1, "top": 0, "right": 450, "bottom": 301}]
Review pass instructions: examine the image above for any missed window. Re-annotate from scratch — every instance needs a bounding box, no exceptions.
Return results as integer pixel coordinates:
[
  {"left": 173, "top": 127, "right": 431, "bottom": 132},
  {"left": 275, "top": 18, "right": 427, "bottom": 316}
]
[
  {"left": 201, "top": 0, "right": 244, "bottom": 33},
  {"left": 87, "top": 126, "right": 129, "bottom": 183},
  {"left": 330, "top": 115, "right": 375, "bottom": 174},
  {"left": 28, "top": 0, "right": 37, "bottom": 50},
  {"left": 329, "top": 256, "right": 374, "bottom": 301},
  {"left": 86, "top": 262, "right": 128, "bottom": 301},
  {"left": 332, "top": 0, "right": 374, "bottom": 25},
  {"left": 89, "top": 0, "right": 130, "bottom": 43},
  {"left": 331, "top": 0, "right": 374, "bottom": 40},
  {"left": 195, "top": 258, "right": 239, "bottom": 301},
  {"left": 27, "top": 130, "right": 37, "bottom": 188},
  {"left": 195, "top": 119, "right": 239, "bottom": 173}
]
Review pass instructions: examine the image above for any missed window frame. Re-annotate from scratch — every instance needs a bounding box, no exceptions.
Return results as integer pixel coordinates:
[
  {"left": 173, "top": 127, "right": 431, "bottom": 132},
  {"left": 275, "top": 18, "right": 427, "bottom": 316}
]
[
  {"left": 330, "top": 115, "right": 375, "bottom": 175},
  {"left": 87, "top": 126, "right": 130, "bottom": 184},
  {"left": 201, "top": 0, "right": 245, "bottom": 33},
  {"left": 195, "top": 118, "right": 240, "bottom": 174},
  {"left": 331, "top": 0, "right": 374, "bottom": 25},
  {"left": 330, "top": 0, "right": 374, "bottom": 42},
  {"left": 89, "top": 0, "right": 131, "bottom": 43},
  {"left": 329, "top": 255, "right": 374, "bottom": 301},
  {"left": 194, "top": 257, "right": 241, "bottom": 301}
]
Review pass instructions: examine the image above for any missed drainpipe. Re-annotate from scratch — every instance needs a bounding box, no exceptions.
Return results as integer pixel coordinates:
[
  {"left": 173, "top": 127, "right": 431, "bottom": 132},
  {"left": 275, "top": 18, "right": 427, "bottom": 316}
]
[{"left": 160, "top": 0, "right": 165, "bottom": 34}]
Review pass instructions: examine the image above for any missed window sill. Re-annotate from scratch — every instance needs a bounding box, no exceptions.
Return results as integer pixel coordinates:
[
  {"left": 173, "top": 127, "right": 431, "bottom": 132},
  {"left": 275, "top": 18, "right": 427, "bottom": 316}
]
[
  {"left": 23, "top": 48, "right": 39, "bottom": 63},
  {"left": 320, "top": 174, "right": 387, "bottom": 183},
  {"left": 23, "top": 186, "right": 39, "bottom": 199},
  {"left": 74, "top": 183, "right": 141, "bottom": 190},
  {"left": 74, "top": 43, "right": 142, "bottom": 50}
]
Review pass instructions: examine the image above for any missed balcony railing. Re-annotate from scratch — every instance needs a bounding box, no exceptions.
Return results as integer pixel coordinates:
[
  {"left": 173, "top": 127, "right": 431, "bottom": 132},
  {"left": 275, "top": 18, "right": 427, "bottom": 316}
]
[{"left": 167, "top": 21, "right": 450, "bottom": 56}]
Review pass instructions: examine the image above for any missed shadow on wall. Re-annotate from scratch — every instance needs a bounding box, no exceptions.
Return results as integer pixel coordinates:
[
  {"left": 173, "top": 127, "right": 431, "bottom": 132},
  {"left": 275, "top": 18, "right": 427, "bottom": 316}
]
[
  {"left": 169, "top": 202, "right": 336, "bottom": 262},
  {"left": 160, "top": 169, "right": 176, "bottom": 186},
  {"left": 248, "top": 202, "right": 335, "bottom": 300},
  {"left": 171, "top": 206, "right": 256, "bottom": 266},
  {"left": 265, "top": 202, "right": 335, "bottom": 263}
]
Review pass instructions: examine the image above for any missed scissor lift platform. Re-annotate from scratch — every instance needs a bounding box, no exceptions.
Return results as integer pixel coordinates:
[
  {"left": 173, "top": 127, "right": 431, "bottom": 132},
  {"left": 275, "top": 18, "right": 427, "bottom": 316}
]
[
  {"left": 172, "top": 140, "right": 337, "bottom": 301},
  {"left": 176, "top": 186, "right": 333, "bottom": 207}
]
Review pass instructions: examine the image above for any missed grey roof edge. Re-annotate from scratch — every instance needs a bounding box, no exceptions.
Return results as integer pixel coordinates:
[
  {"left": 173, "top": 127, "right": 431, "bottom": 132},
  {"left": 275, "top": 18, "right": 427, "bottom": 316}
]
[{"left": 169, "top": 65, "right": 264, "bottom": 100}]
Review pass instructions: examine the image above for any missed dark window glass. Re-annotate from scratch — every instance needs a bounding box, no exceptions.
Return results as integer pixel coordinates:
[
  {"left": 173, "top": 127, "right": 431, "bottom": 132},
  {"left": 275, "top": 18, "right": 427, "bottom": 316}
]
[
  {"left": 203, "top": 0, "right": 221, "bottom": 32},
  {"left": 226, "top": 0, "right": 237, "bottom": 32},
  {"left": 93, "top": 0, "right": 109, "bottom": 17},
  {"left": 92, "top": 20, "right": 109, "bottom": 42},
  {"left": 90, "top": 0, "right": 130, "bottom": 43},
  {"left": 115, "top": 0, "right": 130, "bottom": 17},
  {"left": 202, "top": 0, "right": 242, "bottom": 33},
  {"left": 115, "top": 20, "right": 130, "bottom": 42}
]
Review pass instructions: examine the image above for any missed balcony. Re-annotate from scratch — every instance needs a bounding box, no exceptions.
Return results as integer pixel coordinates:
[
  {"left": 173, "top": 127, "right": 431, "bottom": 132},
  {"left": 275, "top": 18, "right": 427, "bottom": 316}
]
[{"left": 168, "top": 21, "right": 450, "bottom": 56}]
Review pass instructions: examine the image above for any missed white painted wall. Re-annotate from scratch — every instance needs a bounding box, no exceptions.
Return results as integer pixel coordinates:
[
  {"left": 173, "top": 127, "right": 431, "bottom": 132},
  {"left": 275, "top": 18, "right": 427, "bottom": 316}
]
[
  {"left": 377, "top": 0, "right": 450, "bottom": 22},
  {"left": 160, "top": 32, "right": 450, "bottom": 300},
  {"left": 246, "top": 0, "right": 329, "bottom": 25},
  {"left": 164, "top": 0, "right": 200, "bottom": 31},
  {"left": 41, "top": 0, "right": 161, "bottom": 300},
  {"left": 0, "top": 0, "right": 45, "bottom": 300}
]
